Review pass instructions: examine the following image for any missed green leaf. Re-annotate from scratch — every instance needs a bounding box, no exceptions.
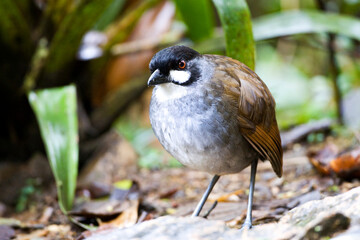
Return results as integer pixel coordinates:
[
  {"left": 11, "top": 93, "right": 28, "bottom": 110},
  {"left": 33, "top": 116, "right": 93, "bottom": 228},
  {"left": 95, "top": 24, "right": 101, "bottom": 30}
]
[
  {"left": 195, "top": 10, "right": 360, "bottom": 56},
  {"left": 212, "top": 0, "right": 255, "bottom": 70},
  {"left": 0, "top": 0, "right": 32, "bottom": 52},
  {"left": 113, "top": 179, "right": 133, "bottom": 190},
  {"left": 28, "top": 85, "right": 78, "bottom": 213},
  {"left": 173, "top": 0, "right": 215, "bottom": 42},
  {"left": 253, "top": 10, "right": 360, "bottom": 41},
  {"left": 44, "top": 0, "right": 114, "bottom": 74},
  {"left": 93, "top": 0, "right": 126, "bottom": 30},
  {"left": 104, "top": 0, "right": 162, "bottom": 50}
]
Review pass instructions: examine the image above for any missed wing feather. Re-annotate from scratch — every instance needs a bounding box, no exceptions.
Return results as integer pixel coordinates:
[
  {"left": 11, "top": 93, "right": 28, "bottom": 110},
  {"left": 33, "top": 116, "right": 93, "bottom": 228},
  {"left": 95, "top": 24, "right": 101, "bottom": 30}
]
[{"left": 210, "top": 55, "right": 283, "bottom": 177}]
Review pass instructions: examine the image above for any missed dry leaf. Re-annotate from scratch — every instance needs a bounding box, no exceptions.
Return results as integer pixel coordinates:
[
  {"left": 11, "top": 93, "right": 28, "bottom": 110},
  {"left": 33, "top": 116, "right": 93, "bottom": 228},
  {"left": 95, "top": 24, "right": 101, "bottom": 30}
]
[
  {"left": 70, "top": 199, "right": 131, "bottom": 218},
  {"left": 330, "top": 148, "right": 360, "bottom": 180},
  {"left": 308, "top": 144, "right": 360, "bottom": 180},
  {"left": 308, "top": 144, "right": 338, "bottom": 175},
  {"left": 215, "top": 189, "right": 244, "bottom": 202},
  {"left": 100, "top": 199, "right": 139, "bottom": 228}
]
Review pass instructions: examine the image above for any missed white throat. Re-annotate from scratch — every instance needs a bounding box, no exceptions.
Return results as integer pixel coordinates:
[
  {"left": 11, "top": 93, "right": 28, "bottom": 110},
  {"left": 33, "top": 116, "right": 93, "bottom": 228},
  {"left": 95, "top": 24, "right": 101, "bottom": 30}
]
[
  {"left": 170, "top": 70, "right": 191, "bottom": 84},
  {"left": 154, "top": 83, "right": 190, "bottom": 102}
]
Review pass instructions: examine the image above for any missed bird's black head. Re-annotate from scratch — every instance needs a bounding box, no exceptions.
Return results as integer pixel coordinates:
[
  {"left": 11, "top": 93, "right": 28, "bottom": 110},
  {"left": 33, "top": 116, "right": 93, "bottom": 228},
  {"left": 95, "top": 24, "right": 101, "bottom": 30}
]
[{"left": 148, "top": 45, "right": 201, "bottom": 86}]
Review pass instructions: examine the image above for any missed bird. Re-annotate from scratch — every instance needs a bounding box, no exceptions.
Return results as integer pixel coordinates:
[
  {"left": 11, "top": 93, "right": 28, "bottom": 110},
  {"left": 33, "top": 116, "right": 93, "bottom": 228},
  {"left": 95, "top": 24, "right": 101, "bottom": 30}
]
[{"left": 147, "top": 45, "right": 283, "bottom": 228}]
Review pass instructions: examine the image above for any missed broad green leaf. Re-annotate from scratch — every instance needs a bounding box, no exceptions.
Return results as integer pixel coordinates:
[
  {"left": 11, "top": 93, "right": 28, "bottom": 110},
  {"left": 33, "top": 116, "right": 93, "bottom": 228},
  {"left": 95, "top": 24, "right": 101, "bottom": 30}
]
[
  {"left": 173, "top": 0, "right": 215, "bottom": 42},
  {"left": 28, "top": 85, "right": 78, "bottom": 213},
  {"left": 253, "top": 10, "right": 360, "bottom": 41},
  {"left": 212, "top": 0, "right": 255, "bottom": 70}
]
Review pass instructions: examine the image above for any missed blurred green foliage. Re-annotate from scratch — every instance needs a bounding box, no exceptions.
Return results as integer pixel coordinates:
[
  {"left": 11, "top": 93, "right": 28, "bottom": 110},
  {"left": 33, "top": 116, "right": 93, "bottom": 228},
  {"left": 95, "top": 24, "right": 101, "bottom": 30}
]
[
  {"left": 0, "top": 0, "right": 360, "bottom": 210},
  {"left": 0, "top": 0, "right": 32, "bottom": 52},
  {"left": 44, "top": 0, "right": 115, "bottom": 74},
  {"left": 94, "top": 0, "right": 126, "bottom": 30},
  {"left": 253, "top": 10, "right": 360, "bottom": 41},
  {"left": 174, "top": 0, "right": 215, "bottom": 42},
  {"left": 114, "top": 117, "right": 182, "bottom": 169},
  {"left": 15, "top": 178, "right": 40, "bottom": 212},
  {"left": 256, "top": 44, "right": 336, "bottom": 127}
]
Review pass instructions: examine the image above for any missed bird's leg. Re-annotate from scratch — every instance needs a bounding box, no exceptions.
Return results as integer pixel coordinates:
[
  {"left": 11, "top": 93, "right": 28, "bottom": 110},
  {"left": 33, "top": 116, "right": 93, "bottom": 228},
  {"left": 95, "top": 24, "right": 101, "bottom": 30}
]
[
  {"left": 192, "top": 175, "right": 220, "bottom": 217},
  {"left": 203, "top": 200, "right": 218, "bottom": 218},
  {"left": 242, "top": 159, "right": 258, "bottom": 229}
]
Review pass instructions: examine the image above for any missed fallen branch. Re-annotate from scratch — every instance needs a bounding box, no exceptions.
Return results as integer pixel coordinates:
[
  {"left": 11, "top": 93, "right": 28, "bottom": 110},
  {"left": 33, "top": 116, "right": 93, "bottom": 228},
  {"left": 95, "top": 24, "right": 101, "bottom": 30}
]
[{"left": 281, "top": 119, "right": 334, "bottom": 148}]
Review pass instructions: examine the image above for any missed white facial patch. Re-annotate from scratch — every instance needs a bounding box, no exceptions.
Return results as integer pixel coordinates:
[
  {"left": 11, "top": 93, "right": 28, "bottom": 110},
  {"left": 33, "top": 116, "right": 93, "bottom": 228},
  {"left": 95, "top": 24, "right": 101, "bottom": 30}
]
[
  {"left": 170, "top": 70, "right": 191, "bottom": 84},
  {"left": 154, "top": 83, "right": 190, "bottom": 102}
]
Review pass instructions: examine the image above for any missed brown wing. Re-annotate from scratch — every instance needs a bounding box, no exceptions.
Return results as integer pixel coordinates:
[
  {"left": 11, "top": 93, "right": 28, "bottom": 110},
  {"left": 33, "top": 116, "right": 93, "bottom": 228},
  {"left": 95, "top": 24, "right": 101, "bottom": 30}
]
[{"left": 209, "top": 55, "right": 283, "bottom": 177}]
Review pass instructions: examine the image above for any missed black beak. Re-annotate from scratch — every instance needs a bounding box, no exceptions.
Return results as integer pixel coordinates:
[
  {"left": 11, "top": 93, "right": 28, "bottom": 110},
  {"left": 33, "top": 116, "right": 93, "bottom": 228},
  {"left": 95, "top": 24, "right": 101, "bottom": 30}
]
[{"left": 147, "top": 69, "right": 169, "bottom": 86}]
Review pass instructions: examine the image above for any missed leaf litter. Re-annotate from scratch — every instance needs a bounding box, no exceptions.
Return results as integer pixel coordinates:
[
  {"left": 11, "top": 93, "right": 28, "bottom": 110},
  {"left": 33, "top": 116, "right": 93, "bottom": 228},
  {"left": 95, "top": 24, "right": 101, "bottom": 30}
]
[{"left": 1, "top": 130, "right": 360, "bottom": 238}]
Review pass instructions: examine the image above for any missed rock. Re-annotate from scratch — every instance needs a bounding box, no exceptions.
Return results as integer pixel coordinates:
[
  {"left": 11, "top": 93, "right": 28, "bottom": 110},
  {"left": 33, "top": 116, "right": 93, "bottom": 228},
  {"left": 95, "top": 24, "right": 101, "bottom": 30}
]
[
  {"left": 0, "top": 225, "right": 15, "bottom": 240},
  {"left": 247, "top": 186, "right": 360, "bottom": 240},
  {"left": 280, "top": 187, "right": 360, "bottom": 226},
  {"left": 83, "top": 216, "right": 244, "bottom": 240},
  {"left": 332, "top": 225, "right": 360, "bottom": 240},
  {"left": 303, "top": 213, "right": 350, "bottom": 240},
  {"left": 83, "top": 187, "right": 360, "bottom": 240}
]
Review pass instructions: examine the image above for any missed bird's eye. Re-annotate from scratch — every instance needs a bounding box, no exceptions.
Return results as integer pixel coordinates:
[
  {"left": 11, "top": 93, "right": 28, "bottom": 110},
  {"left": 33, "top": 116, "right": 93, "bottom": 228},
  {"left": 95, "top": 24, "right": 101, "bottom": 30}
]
[{"left": 178, "top": 60, "right": 186, "bottom": 69}]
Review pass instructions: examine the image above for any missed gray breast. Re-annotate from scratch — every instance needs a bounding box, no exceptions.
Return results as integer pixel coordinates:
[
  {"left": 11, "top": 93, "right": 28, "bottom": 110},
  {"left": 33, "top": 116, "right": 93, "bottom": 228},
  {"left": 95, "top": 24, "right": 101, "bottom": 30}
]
[{"left": 149, "top": 86, "right": 259, "bottom": 175}]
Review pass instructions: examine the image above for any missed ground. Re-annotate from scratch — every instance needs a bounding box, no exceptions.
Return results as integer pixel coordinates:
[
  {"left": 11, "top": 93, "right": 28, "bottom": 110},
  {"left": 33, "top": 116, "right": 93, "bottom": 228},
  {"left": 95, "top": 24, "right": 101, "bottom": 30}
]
[{"left": 1, "top": 131, "right": 359, "bottom": 240}]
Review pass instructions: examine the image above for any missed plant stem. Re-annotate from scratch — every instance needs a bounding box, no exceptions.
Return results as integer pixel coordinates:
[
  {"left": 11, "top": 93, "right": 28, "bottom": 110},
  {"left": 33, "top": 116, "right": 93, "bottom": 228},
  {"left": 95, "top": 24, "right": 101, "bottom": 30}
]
[
  {"left": 317, "top": 0, "right": 343, "bottom": 124},
  {"left": 327, "top": 33, "right": 343, "bottom": 124},
  {"left": 21, "top": 38, "right": 49, "bottom": 94}
]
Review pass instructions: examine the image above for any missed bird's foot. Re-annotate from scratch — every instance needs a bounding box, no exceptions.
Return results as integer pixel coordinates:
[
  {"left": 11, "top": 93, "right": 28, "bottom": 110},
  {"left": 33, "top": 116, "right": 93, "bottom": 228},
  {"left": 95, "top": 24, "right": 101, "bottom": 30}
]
[{"left": 241, "top": 221, "right": 252, "bottom": 230}]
